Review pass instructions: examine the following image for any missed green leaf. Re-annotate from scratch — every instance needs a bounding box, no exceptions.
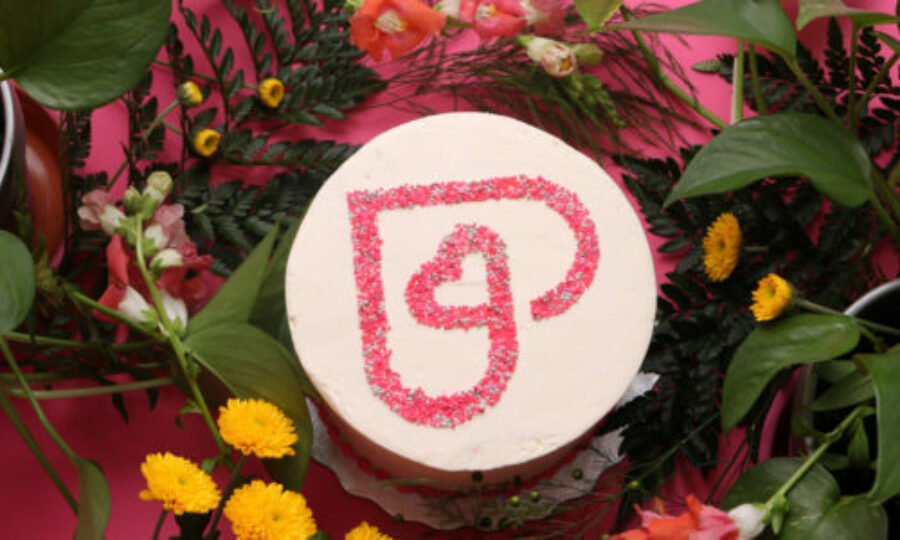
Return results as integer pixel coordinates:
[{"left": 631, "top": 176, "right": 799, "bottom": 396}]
[
  {"left": 797, "top": 0, "right": 900, "bottom": 31},
  {"left": 189, "top": 226, "right": 279, "bottom": 334},
  {"left": 0, "top": 231, "right": 35, "bottom": 334},
  {"left": 861, "top": 349, "right": 900, "bottom": 503},
  {"left": 723, "top": 457, "right": 886, "bottom": 539},
  {"left": 576, "top": 0, "right": 624, "bottom": 31},
  {"left": 872, "top": 30, "right": 900, "bottom": 55},
  {"left": 74, "top": 458, "right": 111, "bottom": 540},
  {"left": 811, "top": 370, "right": 874, "bottom": 411},
  {"left": 186, "top": 322, "right": 312, "bottom": 489},
  {"left": 722, "top": 314, "right": 860, "bottom": 430},
  {"left": 611, "top": 0, "right": 796, "bottom": 58},
  {"left": 0, "top": 0, "right": 172, "bottom": 110},
  {"left": 665, "top": 113, "right": 873, "bottom": 208},
  {"left": 847, "top": 418, "right": 870, "bottom": 467},
  {"left": 814, "top": 360, "right": 856, "bottom": 383}
]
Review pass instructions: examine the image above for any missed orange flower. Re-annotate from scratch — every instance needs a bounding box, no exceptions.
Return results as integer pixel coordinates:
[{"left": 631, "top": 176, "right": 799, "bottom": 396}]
[
  {"left": 350, "top": 0, "right": 446, "bottom": 61},
  {"left": 611, "top": 495, "right": 739, "bottom": 540}
]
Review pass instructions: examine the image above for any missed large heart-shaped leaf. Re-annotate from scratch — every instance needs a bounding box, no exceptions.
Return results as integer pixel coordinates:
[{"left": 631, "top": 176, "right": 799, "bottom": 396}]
[
  {"left": 74, "top": 458, "right": 110, "bottom": 540},
  {"left": 861, "top": 349, "right": 900, "bottom": 503},
  {"left": 0, "top": 231, "right": 35, "bottom": 334},
  {"left": 610, "top": 0, "right": 796, "bottom": 58},
  {"left": 722, "top": 314, "right": 860, "bottom": 430},
  {"left": 723, "top": 458, "right": 886, "bottom": 539},
  {"left": 665, "top": 113, "right": 873, "bottom": 208},
  {"left": 0, "top": 0, "right": 171, "bottom": 110},
  {"left": 186, "top": 322, "right": 312, "bottom": 489},
  {"left": 576, "top": 0, "right": 624, "bottom": 31},
  {"left": 797, "top": 0, "right": 900, "bottom": 31},
  {"left": 189, "top": 226, "right": 278, "bottom": 335}
]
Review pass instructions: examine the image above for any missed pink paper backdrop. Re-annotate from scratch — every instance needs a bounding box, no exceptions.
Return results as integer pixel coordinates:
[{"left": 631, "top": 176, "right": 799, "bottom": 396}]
[{"left": 0, "top": 1, "right": 888, "bottom": 538}]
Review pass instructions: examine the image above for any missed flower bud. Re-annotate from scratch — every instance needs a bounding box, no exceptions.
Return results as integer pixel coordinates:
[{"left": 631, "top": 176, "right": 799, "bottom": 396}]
[
  {"left": 435, "top": 0, "right": 460, "bottom": 18},
  {"left": 99, "top": 205, "right": 127, "bottom": 236},
  {"left": 257, "top": 78, "right": 286, "bottom": 109},
  {"left": 144, "top": 171, "right": 173, "bottom": 203},
  {"left": 150, "top": 248, "right": 184, "bottom": 273},
  {"left": 573, "top": 43, "right": 603, "bottom": 66},
  {"left": 143, "top": 224, "right": 169, "bottom": 255},
  {"left": 123, "top": 187, "right": 143, "bottom": 214},
  {"left": 518, "top": 35, "right": 577, "bottom": 78},
  {"left": 192, "top": 129, "right": 221, "bottom": 158},
  {"left": 345, "top": 0, "right": 364, "bottom": 14},
  {"left": 727, "top": 503, "right": 767, "bottom": 539},
  {"left": 177, "top": 81, "right": 204, "bottom": 107},
  {"left": 160, "top": 290, "right": 188, "bottom": 337},
  {"left": 118, "top": 287, "right": 157, "bottom": 324}
]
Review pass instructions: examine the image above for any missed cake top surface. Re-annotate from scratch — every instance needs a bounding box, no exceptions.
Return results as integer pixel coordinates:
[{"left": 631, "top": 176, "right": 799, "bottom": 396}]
[{"left": 285, "top": 112, "right": 656, "bottom": 472}]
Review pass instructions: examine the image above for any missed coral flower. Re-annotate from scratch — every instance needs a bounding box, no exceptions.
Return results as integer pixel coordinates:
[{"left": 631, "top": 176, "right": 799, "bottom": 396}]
[
  {"left": 702, "top": 212, "right": 742, "bottom": 282},
  {"left": 346, "top": 521, "right": 393, "bottom": 540},
  {"left": 217, "top": 398, "right": 298, "bottom": 459},
  {"left": 460, "top": 0, "right": 526, "bottom": 39},
  {"left": 257, "top": 78, "right": 285, "bottom": 108},
  {"left": 750, "top": 273, "right": 793, "bottom": 322},
  {"left": 611, "top": 495, "right": 740, "bottom": 540},
  {"left": 139, "top": 452, "right": 220, "bottom": 515},
  {"left": 192, "top": 128, "right": 221, "bottom": 157},
  {"left": 224, "top": 480, "right": 316, "bottom": 540},
  {"left": 350, "top": 0, "right": 446, "bottom": 61}
]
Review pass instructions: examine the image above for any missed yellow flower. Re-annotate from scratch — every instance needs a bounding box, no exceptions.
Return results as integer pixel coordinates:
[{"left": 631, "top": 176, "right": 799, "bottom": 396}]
[
  {"left": 192, "top": 128, "right": 221, "bottom": 157},
  {"left": 702, "top": 212, "right": 742, "bottom": 282},
  {"left": 177, "top": 81, "right": 204, "bottom": 107},
  {"left": 217, "top": 398, "right": 298, "bottom": 458},
  {"left": 224, "top": 480, "right": 316, "bottom": 540},
  {"left": 346, "top": 521, "right": 393, "bottom": 540},
  {"left": 138, "top": 452, "right": 220, "bottom": 515},
  {"left": 750, "top": 273, "right": 793, "bottom": 322},
  {"left": 257, "top": 78, "right": 285, "bottom": 108}
]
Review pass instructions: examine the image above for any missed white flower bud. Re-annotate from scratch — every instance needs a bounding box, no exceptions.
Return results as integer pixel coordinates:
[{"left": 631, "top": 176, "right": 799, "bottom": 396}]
[
  {"left": 519, "top": 35, "right": 577, "bottom": 78},
  {"left": 436, "top": 0, "right": 460, "bottom": 18},
  {"left": 122, "top": 187, "right": 142, "bottom": 215},
  {"left": 728, "top": 503, "right": 767, "bottom": 539},
  {"left": 150, "top": 248, "right": 184, "bottom": 273},
  {"left": 144, "top": 171, "right": 173, "bottom": 203},
  {"left": 99, "top": 205, "right": 127, "bottom": 236},
  {"left": 160, "top": 290, "right": 188, "bottom": 336},
  {"left": 118, "top": 287, "right": 156, "bottom": 323},
  {"left": 143, "top": 224, "right": 169, "bottom": 253}
]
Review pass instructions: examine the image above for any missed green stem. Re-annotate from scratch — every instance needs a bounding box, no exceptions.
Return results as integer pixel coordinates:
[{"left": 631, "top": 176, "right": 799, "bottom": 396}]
[
  {"left": 876, "top": 175, "right": 900, "bottom": 224},
  {"left": 133, "top": 221, "right": 229, "bottom": 459},
  {"left": 731, "top": 41, "right": 745, "bottom": 124},
  {"left": 5, "top": 377, "right": 173, "bottom": 400},
  {"left": 4, "top": 331, "right": 156, "bottom": 351},
  {"left": 857, "top": 53, "right": 900, "bottom": 121},
  {"left": 848, "top": 23, "right": 861, "bottom": 135},
  {"left": 205, "top": 453, "right": 247, "bottom": 539},
  {"left": 154, "top": 60, "right": 216, "bottom": 83},
  {"left": 161, "top": 119, "right": 183, "bottom": 136},
  {"left": 67, "top": 289, "right": 162, "bottom": 341},
  {"left": 624, "top": 17, "right": 727, "bottom": 130},
  {"left": 0, "top": 339, "right": 77, "bottom": 463},
  {"left": 748, "top": 45, "right": 768, "bottom": 115},
  {"left": 868, "top": 192, "right": 900, "bottom": 247},
  {"left": 796, "top": 298, "right": 900, "bottom": 339},
  {"left": 0, "top": 387, "right": 78, "bottom": 512},
  {"left": 0, "top": 362, "right": 164, "bottom": 384},
  {"left": 765, "top": 406, "right": 868, "bottom": 507},
  {"left": 110, "top": 100, "right": 180, "bottom": 185},
  {"left": 783, "top": 56, "right": 842, "bottom": 125},
  {"left": 152, "top": 509, "right": 167, "bottom": 540}
]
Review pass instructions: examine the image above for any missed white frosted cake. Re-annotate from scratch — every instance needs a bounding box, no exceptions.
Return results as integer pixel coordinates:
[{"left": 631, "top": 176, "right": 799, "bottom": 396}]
[{"left": 285, "top": 112, "right": 656, "bottom": 487}]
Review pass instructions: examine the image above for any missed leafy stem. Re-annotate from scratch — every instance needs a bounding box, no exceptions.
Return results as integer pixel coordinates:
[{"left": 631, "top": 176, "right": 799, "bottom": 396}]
[
  {"left": 781, "top": 55, "right": 842, "bottom": 125},
  {"left": 66, "top": 287, "right": 162, "bottom": 341},
  {"left": 133, "top": 220, "right": 229, "bottom": 459},
  {"left": 4, "top": 331, "right": 155, "bottom": 350},
  {"left": 110, "top": 99, "right": 180, "bottom": 185},
  {"left": 152, "top": 509, "right": 167, "bottom": 540},
  {"left": 795, "top": 298, "right": 900, "bottom": 340},
  {"left": 748, "top": 45, "right": 767, "bottom": 115},
  {"left": 5, "top": 377, "right": 173, "bottom": 400},
  {"left": 856, "top": 53, "right": 900, "bottom": 121}
]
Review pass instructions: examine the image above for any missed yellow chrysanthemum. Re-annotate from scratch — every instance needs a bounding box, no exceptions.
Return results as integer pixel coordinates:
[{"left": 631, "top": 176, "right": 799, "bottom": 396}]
[
  {"left": 177, "top": 81, "right": 204, "bottom": 107},
  {"left": 346, "top": 521, "right": 393, "bottom": 540},
  {"left": 217, "top": 398, "right": 298, "bottom": 458},
  {"left": 224, "top": 480, "right": 316, "bottom": 540},
  {"left": 138, "top": 452, "right": 220, "bottom": 515},
  {"left": 257, "top": 78, "right": 285, "bottom": 108},
  {"left": 750, "top": 273, "right": 793, "bottom": 322},
  {"left": 192, "top": 128, "right": 221, "bottom": 157},
  {"left": 702, "top": 212, "right": 742, "bottom": 282}
]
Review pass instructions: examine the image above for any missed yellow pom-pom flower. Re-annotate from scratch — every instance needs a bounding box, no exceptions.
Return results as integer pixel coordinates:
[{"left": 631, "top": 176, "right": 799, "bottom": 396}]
[
  {"left": 192, "top": 128, "right": 221, "bottom": 157},
  {"left": 217, "top": 398, "right": 298, "bottom": 458},
  {"left": 138, "top": 452, "right": 220, "bottom": 515},
  {"left": 702, "top": 212, "right": 742, "bottom": 282},
  {"left": 750, "top": 273, "right": 793, "bottom": 322},
  {"left": 257, "top": 78, "right": 285, "bottom": 108},
  {"left": 346, "top": 521, "right": 393, "bottom": 540},
  {"left": 177, "top": 81, "right": 204, "bottom": 107},
  {"left": 224, "top": 480, "right": 316, "bottom": 540}
]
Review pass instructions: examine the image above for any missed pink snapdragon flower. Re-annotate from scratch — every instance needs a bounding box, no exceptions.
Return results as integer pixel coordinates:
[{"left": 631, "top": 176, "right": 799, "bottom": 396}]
[
  {"left": 151, "top": 204, "right": 191, "bottom": 249},
  {"left": 459, "top": 0, "right": 526, "bottom": 39},
  {"left": 78, "top": 189, "right": 125, "bottom": 235},
  {"left": 611, "top": 495, "right": 745, "bottom": 540}
]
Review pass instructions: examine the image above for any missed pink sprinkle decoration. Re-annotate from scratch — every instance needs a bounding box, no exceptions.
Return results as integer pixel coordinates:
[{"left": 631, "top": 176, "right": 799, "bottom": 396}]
[{"left": 347, "top": 176, "right": 599, "bottom": 428}]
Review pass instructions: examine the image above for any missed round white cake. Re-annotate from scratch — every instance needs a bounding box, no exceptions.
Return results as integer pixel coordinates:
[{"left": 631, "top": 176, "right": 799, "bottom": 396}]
[{"left": 285, "top": 112, "right": 656, "bottom": 486}]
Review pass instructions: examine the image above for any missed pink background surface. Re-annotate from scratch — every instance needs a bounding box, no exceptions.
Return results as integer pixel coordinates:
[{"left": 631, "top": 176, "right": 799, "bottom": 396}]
[{"left": 0, "top": 1, "right": 887, "bottom": 538}]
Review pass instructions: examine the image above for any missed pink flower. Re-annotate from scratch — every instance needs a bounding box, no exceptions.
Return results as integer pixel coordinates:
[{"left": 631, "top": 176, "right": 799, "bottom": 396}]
[
  {"left": 77, "top": 189, "right": 125, "bottom": 235},
  {"left": 97, "top": 236, "right": 147, "bottom": 323},
  {"left": 151, "top": 204, "right": 191, "bottom": 249},
  {"left": 459, "top": 0, "right": 526, "bottom": 39},
  {"left": 521, "top": 0, "right": 563, "bottom": 36},
  {"left": 611, "top": 495, "right": 741, "bottom": 540},
  {"left": 157, "top": 242, "right": 213, "bottom": 306}
]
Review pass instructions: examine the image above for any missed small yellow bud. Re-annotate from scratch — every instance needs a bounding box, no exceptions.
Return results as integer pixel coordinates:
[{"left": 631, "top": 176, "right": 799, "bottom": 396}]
[
  {"left": 257, "top": 78, "right": 285, "bottom": 109},
  {"left": 192, "top": 129, "right": 221, "bottom": 158},
  {"left": 177, "top": 81, "right": 204, "bottom": 107}
]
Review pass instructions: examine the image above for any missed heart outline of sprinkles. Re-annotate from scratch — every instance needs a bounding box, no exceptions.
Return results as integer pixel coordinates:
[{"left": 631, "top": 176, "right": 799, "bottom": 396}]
[{"left": 346, "top": 176, "right": 599, "bottom": 428}]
